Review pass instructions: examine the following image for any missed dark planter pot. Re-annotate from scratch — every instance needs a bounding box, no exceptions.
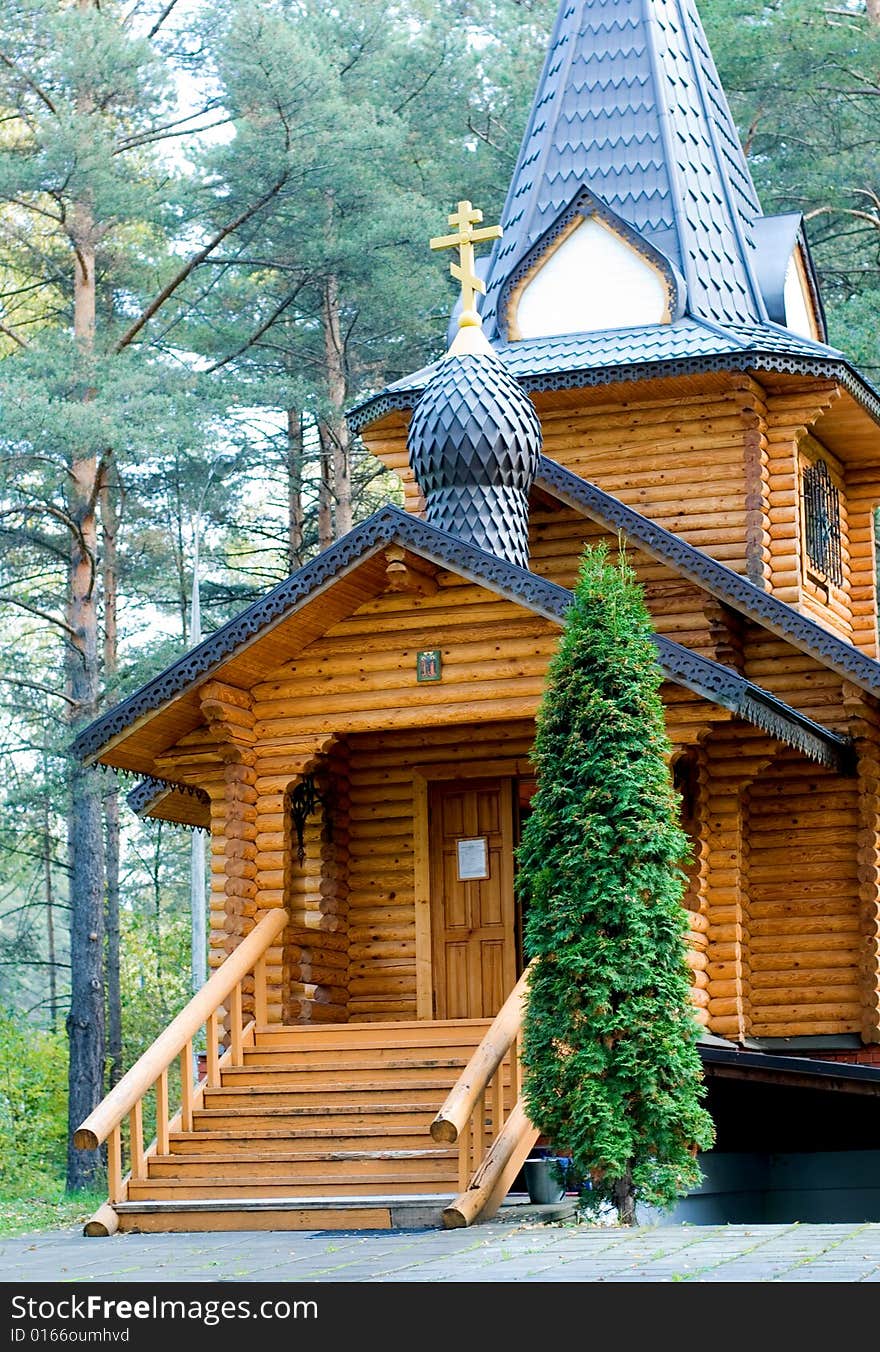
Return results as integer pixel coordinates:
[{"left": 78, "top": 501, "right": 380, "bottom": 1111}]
[{"left": 524, "top": 1157, "right": 566, "bottom": 1204}]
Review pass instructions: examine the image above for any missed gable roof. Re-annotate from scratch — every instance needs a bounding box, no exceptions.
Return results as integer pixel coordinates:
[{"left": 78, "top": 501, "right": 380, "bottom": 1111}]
[
  {"left": 533, "top": 452, "right": 880, "bottom": 703},
  {"left": 480, "top": 0, "right": 768, "bottom": 339},
  {"left": 72, "top": 504, "right": 853, "bottom": 780}
]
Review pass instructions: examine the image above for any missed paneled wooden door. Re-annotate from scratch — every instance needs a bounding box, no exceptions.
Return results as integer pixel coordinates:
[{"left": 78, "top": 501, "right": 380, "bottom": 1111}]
[{"left": 428, "top": 778, "right": 517, "bottom": 1019}]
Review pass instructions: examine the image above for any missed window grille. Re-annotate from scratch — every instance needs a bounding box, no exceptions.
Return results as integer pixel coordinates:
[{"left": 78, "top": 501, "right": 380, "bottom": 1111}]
[{"left": 802, "top": 459, "right": 843, "bottom": 587}]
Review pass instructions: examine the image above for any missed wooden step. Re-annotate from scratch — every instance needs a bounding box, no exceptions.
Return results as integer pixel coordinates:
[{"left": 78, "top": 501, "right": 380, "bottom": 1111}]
[
  {"left": 217, "top": 1064, "right": 471, "bottom": 1090},
  {"left": 127, "top": 1176, "right": 459, "bottom": 1200},
  {"left": 147, "top": 1151, "right": 457, "bottom": 1182},
  {"left": 114, "top": 1195, "right": 455, "bottom": 1234},
  {"left": 239, "top": 1050, "right": 474, "bottom": 1071},
  {"left": 201, "top": 1084, "right": 454, "bottom": 1111},
  {"left": 191, "top": 1106, "right": 437, "bottom": 1133},
  {"left": 169, "top": 1126, "right": 436, "bottom": 1152},
  {"left": 251, "top": 1020, "right": 489, "bottom": 1051}
]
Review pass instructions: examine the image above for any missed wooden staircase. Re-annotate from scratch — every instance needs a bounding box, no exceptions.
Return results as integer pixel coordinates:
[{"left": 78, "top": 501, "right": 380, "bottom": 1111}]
[{"left": 113, "top": 1019, "right": 492, "bottom": 1233}]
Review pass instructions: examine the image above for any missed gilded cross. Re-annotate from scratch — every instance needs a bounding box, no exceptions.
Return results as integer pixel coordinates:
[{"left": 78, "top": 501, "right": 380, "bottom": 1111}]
[{"left": 430, "top": 200, "right": 502, "bottom": 328}]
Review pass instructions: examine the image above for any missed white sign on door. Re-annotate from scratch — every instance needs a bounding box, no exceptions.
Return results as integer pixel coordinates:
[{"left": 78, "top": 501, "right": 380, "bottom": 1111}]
[{"left": 456, "top": 837, "right": 489, "bottom": 881}]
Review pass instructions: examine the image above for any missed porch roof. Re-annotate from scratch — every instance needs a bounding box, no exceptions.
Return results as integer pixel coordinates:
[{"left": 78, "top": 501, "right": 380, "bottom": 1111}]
[{"left": 71, "top": 506, "right": 854, "bottom": 814}]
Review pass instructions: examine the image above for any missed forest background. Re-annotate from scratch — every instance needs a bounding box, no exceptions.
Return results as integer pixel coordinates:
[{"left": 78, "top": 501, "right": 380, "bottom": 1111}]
[{"left": 0, "top": 0, "right": 877, "bottom": 1217}]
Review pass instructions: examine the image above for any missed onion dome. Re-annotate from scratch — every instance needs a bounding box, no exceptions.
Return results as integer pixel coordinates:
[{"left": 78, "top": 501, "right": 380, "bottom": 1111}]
[{"left": 407, "top": 337, "right": 542, "bottom": 569}]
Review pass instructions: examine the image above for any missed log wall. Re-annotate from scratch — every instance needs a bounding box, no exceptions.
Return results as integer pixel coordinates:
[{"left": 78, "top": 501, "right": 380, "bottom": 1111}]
[{"left": 745, "top": 752, "right": 862, "bottom": 1039}]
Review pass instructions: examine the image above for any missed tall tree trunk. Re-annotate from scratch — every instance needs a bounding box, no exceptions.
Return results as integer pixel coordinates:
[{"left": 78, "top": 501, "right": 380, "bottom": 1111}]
[
  {"left": 868, "top": 0, "right": 879, "bottom": 27},
  {"left": 64, "top": 34, "right": 107, "bottom": 1180},
  {"left": 317, "top": 425, "right": 334, "bottom": 550},
  {"left": 43, "top": 790, "right": 57, "bottom": 1032},
  {"left": 612, "top": 1165, "right": 637, "bottom": 1226},
  {"left": 287, "top": 407, "right": 304, "bottom": 570},
  {"left": 65, "top": 208, "right": 106, "bottom": 1191},
  {"left": 101, "top": 471, "right": 122, "bottom": 1090},
  {"left": 321, "top": 274, "right": 352, "bottom": 538}
]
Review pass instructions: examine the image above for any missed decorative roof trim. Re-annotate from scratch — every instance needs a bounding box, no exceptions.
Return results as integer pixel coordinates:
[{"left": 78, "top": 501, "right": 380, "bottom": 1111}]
[
  {"left": 126, "top": 776, "right": 210, "bottom": 818},
  {"left": 72, "top": 506, "right": 572, "bottom": 765},
  {"left": 348, "top": 348, "right": 880, "bottom": 436},
  {"left": 654, "top": 636, "right": 854, "bottom": 773},
  {"left": 496, "top": 187, "right": 686, "bottom": 343},
  {"left": 535, "top": 453, "right": 880, "bottom": 704}
]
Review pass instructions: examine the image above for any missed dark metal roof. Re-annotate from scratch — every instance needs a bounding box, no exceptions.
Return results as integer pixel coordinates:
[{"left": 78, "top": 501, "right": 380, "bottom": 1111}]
[
  {"left": 699, "top": 1043, "right": 880, "bottom": 1095},
  {"left": 534, "top": 453, "right": 880, "bottom": 704},
  {"left": 347, "top": 322, "right": 880, "bottom": 436},
  {"left": 479, "top": 0, "right": 767, "bottom": 338},
  {"left": 72, "top": 505, "right": 852, "bottom": 778}
]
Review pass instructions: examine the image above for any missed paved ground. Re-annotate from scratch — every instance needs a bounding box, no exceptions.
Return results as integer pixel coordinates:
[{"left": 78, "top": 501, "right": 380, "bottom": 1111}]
[{"left": 4, "top": 1214, "right": 880, "bottom": 1283}]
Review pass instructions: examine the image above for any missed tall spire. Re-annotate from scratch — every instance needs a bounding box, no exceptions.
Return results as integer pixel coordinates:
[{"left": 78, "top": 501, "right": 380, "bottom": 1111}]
[{"left": 480, "top": 0, "right": 770, "bottom": 339}]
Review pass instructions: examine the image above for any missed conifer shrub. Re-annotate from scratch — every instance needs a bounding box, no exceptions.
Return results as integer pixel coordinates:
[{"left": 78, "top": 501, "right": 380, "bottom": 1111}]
[{"left": 517, "top": 544, "right": 715, "bottom": 1223}]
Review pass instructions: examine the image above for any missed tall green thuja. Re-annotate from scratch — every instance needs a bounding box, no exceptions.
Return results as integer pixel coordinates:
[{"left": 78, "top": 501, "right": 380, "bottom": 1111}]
[{"left": 517, "top": 544, "right": 715, "bottom": 1224}]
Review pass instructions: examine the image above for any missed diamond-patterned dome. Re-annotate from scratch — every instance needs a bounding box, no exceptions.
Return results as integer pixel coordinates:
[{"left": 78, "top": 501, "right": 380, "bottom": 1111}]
[{"left": 407, "top": 350, "right": 542, "bottom": 567}]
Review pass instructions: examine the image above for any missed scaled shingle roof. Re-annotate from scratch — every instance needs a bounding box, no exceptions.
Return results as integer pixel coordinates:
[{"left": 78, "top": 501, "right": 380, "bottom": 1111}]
[{"left": 481, "top": 0, "right": 767, "bottom": 338}]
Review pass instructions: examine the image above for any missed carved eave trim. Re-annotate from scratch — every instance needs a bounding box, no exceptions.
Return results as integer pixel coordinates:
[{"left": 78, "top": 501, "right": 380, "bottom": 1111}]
[
  {"left": 126, "top": 775, "right": 211, "bottom": 828},
  {"left": 347, "top": 350, "right": 880, "bottom": 440},
  {"left": 535, "top": 453, "right": 880, "bottom": 704},
  {"left": 656, "top": 636, "right": 854, "bottom": 774}
]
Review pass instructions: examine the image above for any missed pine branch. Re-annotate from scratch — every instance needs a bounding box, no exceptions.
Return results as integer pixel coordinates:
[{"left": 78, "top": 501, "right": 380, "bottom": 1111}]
[
  {"left": 0, "top": 595, "right": 79, "bottom": 642},
  {"left": 114, "top": 172, "right": 292, "bottom": 352},
  {"left": 205, "top": 282, "right": 307, "bottom": 373},
  {"left": 0, "top": 676, "right": 77, "bottom": 708},
  {"left": 147, "top": 0, "right": 182, "bottom": 39},
  {"left": 0, "top": 50, "right": 57, "bottom": 115}
]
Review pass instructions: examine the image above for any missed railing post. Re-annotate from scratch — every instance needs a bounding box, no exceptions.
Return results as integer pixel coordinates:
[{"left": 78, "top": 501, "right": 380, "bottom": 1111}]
[
  {"left": 231, "top": 982, "right": 243, "bottom": 1066},
  {"left": 458, "top": 1135, "right": 468, "bottom": 1192},
  {"left": 491, "top": 1066, "right": 504, "bottom": 1143},
  {"left": 107, "top": 1125, "right": 124, "bottom": 1203},
  {"left": 156, "top": 1068, "right": 169, "bottom": 1155},
  {"left": 254, "top": 956, "right": 268, "bottom": 1027},
  {"left": 129, "top": 1101, "right": 145, "bottom": 1180},
  {"left": 206, "top": 1011, "right": 221, "bottom": 1088},
  {"left": 180, "top": 1042, "right": 194, "bottom": 1133}
]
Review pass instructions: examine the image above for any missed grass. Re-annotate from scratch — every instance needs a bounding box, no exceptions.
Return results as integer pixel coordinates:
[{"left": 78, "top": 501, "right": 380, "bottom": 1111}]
[{"left": 0, "top": 1182, "right": 108, "bottom": 1238}]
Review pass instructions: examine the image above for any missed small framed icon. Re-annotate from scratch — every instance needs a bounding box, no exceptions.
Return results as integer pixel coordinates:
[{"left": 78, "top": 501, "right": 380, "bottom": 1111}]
[{"left": 416, "top": 649, "right": 442, "bottom": 682}]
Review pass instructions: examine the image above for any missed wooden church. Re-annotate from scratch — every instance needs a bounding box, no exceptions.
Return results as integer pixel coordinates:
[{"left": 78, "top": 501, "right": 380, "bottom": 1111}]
[{"left": 73, "top": 0, "right": 880, "bottom": 1234}]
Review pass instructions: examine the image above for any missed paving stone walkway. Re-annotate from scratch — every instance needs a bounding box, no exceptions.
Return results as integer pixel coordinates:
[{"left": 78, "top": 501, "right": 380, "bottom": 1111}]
[{"left": 3, "top": 1217, "right": 880, "bottom": 1283}]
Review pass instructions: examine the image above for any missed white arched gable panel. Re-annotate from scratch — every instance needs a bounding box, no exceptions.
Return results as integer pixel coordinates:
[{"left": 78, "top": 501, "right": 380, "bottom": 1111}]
[
  {"left": 511, "top": 217, "right": 670, "bottom": 339},
  {"left": 784, "top": 249, "right": 819, "bottom": 341}
]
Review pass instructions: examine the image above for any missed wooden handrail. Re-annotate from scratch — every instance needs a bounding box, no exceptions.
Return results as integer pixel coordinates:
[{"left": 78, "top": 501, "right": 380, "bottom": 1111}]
[
  {"left": 442, "top": 1101, "right": 539, "bottom": 1228},
  {"left": 430, "top": 963, "right": 532, "bottom": 1144},
  {"left": 75, "top": 908, "right": 287, "bottom": 1151}
]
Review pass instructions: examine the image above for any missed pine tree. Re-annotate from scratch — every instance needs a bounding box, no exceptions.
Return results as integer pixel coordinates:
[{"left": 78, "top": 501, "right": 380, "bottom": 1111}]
[{"left": 517, "top": 545, "right": 715, "bottom": 1225}]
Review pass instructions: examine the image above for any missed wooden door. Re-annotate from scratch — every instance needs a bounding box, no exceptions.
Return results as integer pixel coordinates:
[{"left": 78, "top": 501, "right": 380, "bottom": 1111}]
[{"left": 428, "top": 778, "right": 517, "bottom": 1020}]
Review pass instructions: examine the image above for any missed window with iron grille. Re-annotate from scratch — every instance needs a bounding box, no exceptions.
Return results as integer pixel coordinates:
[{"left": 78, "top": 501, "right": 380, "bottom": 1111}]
[{"left": 802, "top": 458, "right": 843, "bottom": 587}]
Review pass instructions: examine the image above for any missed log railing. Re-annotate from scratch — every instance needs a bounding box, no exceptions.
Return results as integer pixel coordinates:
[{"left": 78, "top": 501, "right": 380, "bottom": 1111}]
[
  {"left": 75, "top": 907, "right": 288, "bottom": 1230},
  {"left": 430, "top": 964, "right": 540, "bottom": 1228}
]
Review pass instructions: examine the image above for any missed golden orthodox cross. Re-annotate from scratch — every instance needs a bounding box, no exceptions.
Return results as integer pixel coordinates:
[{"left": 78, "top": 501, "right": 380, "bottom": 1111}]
[{"left": 430, "top": 200, "right": 502, "bottom": 327}]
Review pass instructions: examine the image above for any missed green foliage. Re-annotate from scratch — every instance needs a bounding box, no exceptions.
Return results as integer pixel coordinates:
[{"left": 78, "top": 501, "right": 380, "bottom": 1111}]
[
  {"left": 0, "top": 1006, "right": 68, "bottom": 1191},
  {"left": 700, "top": 0, "right": 880, "bottom": 379},
  {"left": 517, "top": 545, "right": 715, "bottom": 1218}
]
